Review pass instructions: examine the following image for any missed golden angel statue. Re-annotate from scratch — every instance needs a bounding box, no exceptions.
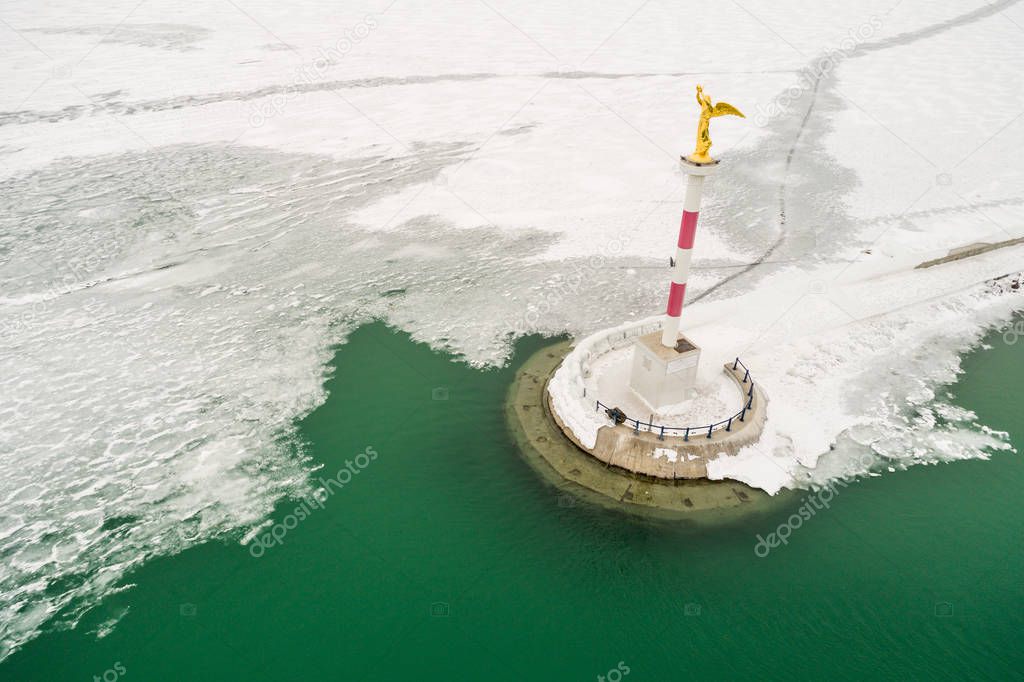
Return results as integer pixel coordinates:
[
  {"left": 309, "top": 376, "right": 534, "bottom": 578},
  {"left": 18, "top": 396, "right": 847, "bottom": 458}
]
[{"left": 688, "top": 84, "right": 745, "bottom": 163}]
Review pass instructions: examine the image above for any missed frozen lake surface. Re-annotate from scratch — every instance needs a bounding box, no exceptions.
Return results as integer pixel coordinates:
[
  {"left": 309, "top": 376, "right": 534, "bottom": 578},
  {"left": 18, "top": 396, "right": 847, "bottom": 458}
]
[{"left": 1, "top": 0, "right": 1023, "bottom": 661}]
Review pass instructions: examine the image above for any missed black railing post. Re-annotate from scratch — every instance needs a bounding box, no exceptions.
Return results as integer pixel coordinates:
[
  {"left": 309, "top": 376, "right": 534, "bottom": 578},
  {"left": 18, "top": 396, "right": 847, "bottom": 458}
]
[
  {"left": 706, "top": 424, "right": 713, "bottom": 439},
  {"left": 633, "top": 420, "right": 639, "bottom": 435},
  {"left": 726, "top": 417, "right": 733, "bottom": 432},
  {"left": 746, "top": 396, "right": 753, "bottom": 410},
  {"left": 684, "top": 427, "right": 689, "bottom": 442},
  {"left": 740, "top": 407, "right": 747, "bottom": 422},
  {"left": 742, "top": 369, "right": 749, "bottom": 384},
  {"left": 748, "top": 383, "right": 753, "bottom": 397},
  {"left": 658, "top": 426, "right": 665, "bottom": 441},
  {"left": 732, "top": 357, "right": 739, "bottom": 370}
]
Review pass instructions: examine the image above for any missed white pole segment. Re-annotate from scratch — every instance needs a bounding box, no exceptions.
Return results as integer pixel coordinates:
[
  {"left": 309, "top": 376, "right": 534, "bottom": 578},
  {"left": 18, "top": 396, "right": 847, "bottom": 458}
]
[{"left": 660, "top": 173, "right": 707, "bottom": 348}]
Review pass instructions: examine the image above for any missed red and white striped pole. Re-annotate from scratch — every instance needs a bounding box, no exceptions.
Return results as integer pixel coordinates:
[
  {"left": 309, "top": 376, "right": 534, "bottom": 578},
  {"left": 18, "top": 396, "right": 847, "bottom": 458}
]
[{"left": 660, "top": 161, "right": 717, "bottom": 348}]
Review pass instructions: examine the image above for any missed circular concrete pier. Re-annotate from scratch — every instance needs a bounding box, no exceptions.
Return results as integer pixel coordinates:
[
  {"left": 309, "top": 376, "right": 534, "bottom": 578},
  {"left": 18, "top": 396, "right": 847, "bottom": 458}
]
[
  {"left": 546, "top": 319, "right": 770, "bottom": 481},
  {"left": 506, "top": 340, "right": 792, "bottom": 520}
]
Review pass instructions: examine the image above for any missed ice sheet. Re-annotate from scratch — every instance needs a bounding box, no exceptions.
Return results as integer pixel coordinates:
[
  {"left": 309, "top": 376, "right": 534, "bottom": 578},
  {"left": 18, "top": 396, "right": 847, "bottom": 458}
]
[{"left": 1, "top": 0, "right": 1023, "bottom": 661}]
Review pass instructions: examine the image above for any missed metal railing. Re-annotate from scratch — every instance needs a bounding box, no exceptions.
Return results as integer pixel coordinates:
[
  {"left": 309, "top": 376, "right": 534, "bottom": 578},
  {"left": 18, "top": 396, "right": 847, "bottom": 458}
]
[{"left": 595, "top": 357, "right": 755, "bottom": 441}]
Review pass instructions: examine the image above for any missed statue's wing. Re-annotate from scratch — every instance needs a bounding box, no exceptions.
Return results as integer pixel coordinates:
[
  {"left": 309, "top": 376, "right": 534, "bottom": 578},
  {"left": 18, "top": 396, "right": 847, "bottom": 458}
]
[{"left": 711, "top": 101, "right": 745, "bottom": 118}]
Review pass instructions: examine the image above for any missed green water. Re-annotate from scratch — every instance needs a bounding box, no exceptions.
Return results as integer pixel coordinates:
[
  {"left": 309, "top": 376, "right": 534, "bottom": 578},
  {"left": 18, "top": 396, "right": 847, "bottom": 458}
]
[{"left": 3, "top": 322, "right": 1022, "bottom": 681}]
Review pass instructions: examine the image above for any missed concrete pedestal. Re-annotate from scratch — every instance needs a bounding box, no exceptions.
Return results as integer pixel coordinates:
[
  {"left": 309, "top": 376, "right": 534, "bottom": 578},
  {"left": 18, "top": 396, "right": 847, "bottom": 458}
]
[{"left": 629, "top": 331, "right": 701, "bottom": 409}]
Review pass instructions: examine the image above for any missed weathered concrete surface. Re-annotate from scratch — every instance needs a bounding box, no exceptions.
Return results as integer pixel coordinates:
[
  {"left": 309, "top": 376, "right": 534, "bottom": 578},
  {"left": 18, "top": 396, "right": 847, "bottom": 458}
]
[
  {"left": 916, "top": 237, "right": 1024, "bottom": 269},
  {"left": 553, "top": 360, "right": 768, "bottom": 480},
  {"left": 506, "top": 340, "right": 788, "bottom": 517}
]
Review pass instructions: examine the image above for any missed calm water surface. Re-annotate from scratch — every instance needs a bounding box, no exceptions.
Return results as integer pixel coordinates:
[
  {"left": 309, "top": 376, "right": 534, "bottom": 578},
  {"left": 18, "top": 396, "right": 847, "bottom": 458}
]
[{"left": 3, "top": 322, "right": 1021, "bottom": 680}]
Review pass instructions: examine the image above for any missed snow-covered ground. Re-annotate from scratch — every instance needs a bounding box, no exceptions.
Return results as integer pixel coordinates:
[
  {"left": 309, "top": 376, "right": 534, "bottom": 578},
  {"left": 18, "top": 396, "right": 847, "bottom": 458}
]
[
  {"left": 589, "top": 344, "right": 742, "bottom": 426},
  {"left": 2, "top": 0, "right": 1024, "bottom": 661}
]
